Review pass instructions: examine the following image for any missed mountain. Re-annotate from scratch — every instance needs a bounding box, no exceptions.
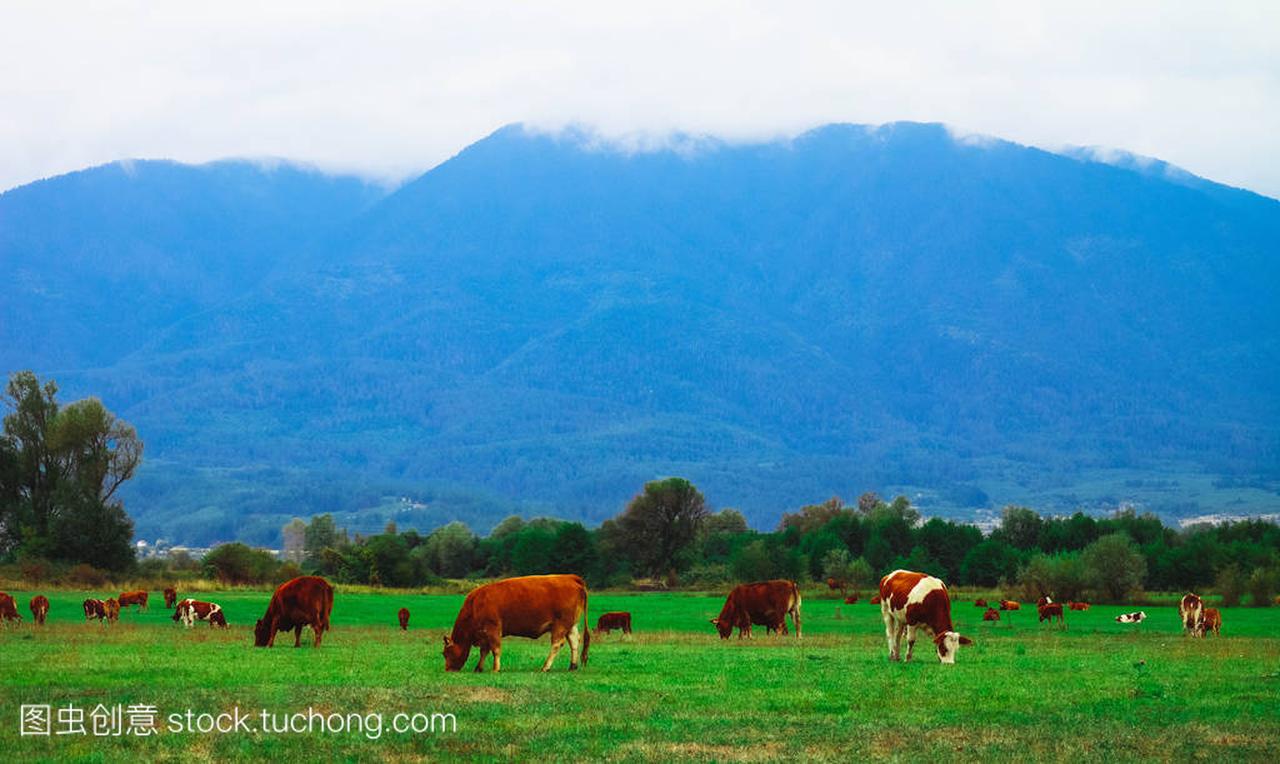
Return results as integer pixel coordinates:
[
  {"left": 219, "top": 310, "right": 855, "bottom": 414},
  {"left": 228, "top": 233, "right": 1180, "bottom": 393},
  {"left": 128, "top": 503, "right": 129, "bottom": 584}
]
[{"left": 2, "top": 123, "right": 1278, "bottom": 545}]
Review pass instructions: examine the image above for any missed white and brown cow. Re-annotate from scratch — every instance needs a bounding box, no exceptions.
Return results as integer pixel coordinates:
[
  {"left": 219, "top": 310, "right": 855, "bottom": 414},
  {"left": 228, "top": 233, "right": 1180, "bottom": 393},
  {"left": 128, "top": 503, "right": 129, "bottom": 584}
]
[
  {"left": 879, "top": 569, "right": 973, "bottom": 664},
  {"left": 173, "top": 599, "right": 227, "bottom": 628},
  {"left": 1115, "top": 611, "right": 1147, "bottom": 624},
  {"left": 1179, "top": 593, "right": 1203, "bottom": 636}
]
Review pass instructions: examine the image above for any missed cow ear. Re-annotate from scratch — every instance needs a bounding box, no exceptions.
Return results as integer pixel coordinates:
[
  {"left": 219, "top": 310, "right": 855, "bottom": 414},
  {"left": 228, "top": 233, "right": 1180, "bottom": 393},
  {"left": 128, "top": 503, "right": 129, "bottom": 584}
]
[
  {"left": 709, "top": 618, "right": 719, "bottom": 625},
  {"left": 442, "top": 635, "right": 452, "bottom": 646},
  {"left": 958, "top": 635, "right": 974, "bottom": 646}
]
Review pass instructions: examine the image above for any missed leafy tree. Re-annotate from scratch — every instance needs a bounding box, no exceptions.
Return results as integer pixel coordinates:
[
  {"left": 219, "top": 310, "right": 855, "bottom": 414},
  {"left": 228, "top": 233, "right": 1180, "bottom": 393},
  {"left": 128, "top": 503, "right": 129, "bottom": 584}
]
[
  {"left": 704, "top": 508, "right": 749, "bottom": 536},
  {"left": 960, "top": 539, "right": 1022, "bottom": 586},
  {"left": 821, "top": 548, "right": 855, "bottom": 591},
  {"left": 1216, "top": 564, "right": 1246, "bottom": 607},
  {"left": 1082, "top": 533, "right": 1147, "bottom": 602},
  {"left": 203, "top": 543, "right": 279, "bottom": 584},
  {"left": 613, "top": 478, "right": 709, "bottom": 578},
  {"left": 1247, "top": 567, "right": 1278, "bottom": 607},
  {"left": 304, "top": 514, "right": 341, "bottom": 566},
  {"left": 511, "top": 524, "right": 557, "bottom": 575},
  {"left": 997, "top": 506, "right": 1043, "bottom": 550},
  {"left": 282, "top": 518, "right": 307, "bottom": 563},
  {"left": 779, "top": 497, "right": 850, "bottom": 534},
  {"left": 550, "top": 522, "right": 599, "bottom": 581},
  {"left": 1019, "top": 552, "right": 1088, "bottom": 601},
  {"left": 423, "top": 521, "right": 477, "bottom": 578}
]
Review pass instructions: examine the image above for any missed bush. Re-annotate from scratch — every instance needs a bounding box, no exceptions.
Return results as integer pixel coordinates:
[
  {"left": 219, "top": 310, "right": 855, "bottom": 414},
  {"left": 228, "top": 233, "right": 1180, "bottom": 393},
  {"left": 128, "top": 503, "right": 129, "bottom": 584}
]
[
  {"left": 66, "top": 563, "right": 109, "bottom": 587},
  {"left": 203, "top": 543, "right": 280, "bottom": 585},
  {"left": 17, "top": 556, "right": 53, "bottom": 584},
  {"left": 1247, "top": 567, "right": 1278, "bottom": 607},
  {"left": 1019, "top": 552, "right": 1088, "bottom": 601},
  {"left": 1216, "top": 564, "right": 1246, "bottom": 607}
]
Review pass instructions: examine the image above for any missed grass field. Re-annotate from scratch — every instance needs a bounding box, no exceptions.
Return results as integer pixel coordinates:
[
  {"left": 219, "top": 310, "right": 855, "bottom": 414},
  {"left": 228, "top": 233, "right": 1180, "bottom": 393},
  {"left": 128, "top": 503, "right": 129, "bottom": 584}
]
[{"left": 2, "top": 589, "right": 1279, "bottom": 761}]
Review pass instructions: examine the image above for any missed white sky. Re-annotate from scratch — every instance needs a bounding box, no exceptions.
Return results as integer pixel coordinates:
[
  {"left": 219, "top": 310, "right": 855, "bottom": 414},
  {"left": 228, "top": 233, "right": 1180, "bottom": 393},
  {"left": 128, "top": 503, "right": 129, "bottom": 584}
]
[{"left": 2, "top": 1, "right": 1277, "bottom": 196}]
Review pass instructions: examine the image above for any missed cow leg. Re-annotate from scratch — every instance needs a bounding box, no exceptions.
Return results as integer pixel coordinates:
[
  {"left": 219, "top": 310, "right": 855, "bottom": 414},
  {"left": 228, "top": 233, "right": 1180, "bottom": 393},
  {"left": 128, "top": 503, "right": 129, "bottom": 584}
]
[
  {"left": 542, "top": 632, "right": 567, "bottom": 672},
  {"left": 883, "top": 613, "right": 900, "bottom": 661},
  {"left": 313, "top": 625, "right": 324, "bottom": 648},
  {"left": 905, "top": 625, "right": 917, "bottom": 661},
  {"left": 492, "top": 645, "right": 502, "bottom": 673},
  {"left": 567, "top": 623, "right": 582, "bottom": 670},
  {"left": 475, "top": 646, "right": 489, "bottom": 673},
  {"left": 293, "top": 626, "right": 303, "bottom": 648},
  {"left": 791, "top": 604, "right": 802, "bottom": 639}
]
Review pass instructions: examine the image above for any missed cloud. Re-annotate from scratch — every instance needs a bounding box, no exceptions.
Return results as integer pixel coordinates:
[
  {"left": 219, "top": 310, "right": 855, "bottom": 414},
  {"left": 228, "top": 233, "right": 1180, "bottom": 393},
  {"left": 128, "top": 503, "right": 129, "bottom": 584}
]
[{"left": 1, "top": 2, "right": 1277, "bottom": 196}]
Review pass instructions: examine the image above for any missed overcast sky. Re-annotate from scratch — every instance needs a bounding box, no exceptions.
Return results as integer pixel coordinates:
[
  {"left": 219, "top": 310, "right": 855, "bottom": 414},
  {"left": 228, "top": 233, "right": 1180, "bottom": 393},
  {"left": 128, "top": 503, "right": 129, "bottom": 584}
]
[{"left": 2, "top": 2, "right": 1277, "bottom": 196}]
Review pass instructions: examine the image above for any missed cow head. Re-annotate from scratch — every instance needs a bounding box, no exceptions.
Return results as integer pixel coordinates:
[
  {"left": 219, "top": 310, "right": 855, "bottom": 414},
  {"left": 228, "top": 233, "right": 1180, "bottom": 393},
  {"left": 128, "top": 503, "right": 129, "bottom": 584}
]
[
  {"left": 210, "top": 610, "right": 228, "bottom": 628},
  {"left": 709, "top": 617, "right": 734, "bottom": 639},
  {"left": 442, "top": 635, "right": 471, "bottom": 671},
  {"left": 933, "top": 631, "right": 973, "bottom": 664},
  {"left": 253, "top": 618, "right": 272, "bottom": 646}
]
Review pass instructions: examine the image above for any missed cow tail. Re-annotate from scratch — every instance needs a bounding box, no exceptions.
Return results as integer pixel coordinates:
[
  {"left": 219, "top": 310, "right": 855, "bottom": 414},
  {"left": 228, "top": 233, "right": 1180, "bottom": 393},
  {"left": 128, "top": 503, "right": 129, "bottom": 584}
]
[
  {"left": 792, "top": 581, "right": 803, "bottom": 638},
  {"left": 322, "top": 583, "right": 334, "bottom": 634},
  {"left": 581, "top": 586, "right": 590, "bottom": 668}
]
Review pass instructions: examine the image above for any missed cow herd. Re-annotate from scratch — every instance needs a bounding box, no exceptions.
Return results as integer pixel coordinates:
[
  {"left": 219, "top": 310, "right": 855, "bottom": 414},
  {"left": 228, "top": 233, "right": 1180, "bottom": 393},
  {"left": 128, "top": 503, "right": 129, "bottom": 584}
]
[{"left": 0, "top": 571, "right": 1228, "bottom": 671}]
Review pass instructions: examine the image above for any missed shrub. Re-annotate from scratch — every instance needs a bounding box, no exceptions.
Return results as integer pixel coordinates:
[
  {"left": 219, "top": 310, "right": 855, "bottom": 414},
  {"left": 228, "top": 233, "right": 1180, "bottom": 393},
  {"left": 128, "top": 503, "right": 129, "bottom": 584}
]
[
  {"left": 17, "top": 556, "right": 53, "bottom": 584},
  {"left": 66, "top": 563, "right": 109, "bottom": 587},
  {"left": 1216, "top": 564, "right": 1246, "bottom": 607},
  {"left": 1247, "top": 567, "right": 1278, "bottom": 607},
  {"left": 1082, "top": 533, "right": 1147, "bottom": 602}
]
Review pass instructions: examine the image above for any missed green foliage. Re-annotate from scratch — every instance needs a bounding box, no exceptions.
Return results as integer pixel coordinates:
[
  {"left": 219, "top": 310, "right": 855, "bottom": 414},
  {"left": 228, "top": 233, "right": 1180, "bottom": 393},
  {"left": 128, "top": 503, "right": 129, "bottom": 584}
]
[
  {"left": 202, "top": 543, "right": 280, "bottom": 585},
  {"left": 1082, "top": 533, "right": 1148, "bottom": 602},
  {"left": 961, "top": 539, "right": 1023, "bottom": 586},
  {"left": 1216, "top": 564, "right": 1246, "bottom": 607},
  {"left": 1247, "top": 567, "right": 1278, "bottom": 607},
  {"left": 613, "top": 477, "right": 709, "bottom": 578},
  {"left": 1019, "top": 553, "right": 1088, "bottom": 601}
]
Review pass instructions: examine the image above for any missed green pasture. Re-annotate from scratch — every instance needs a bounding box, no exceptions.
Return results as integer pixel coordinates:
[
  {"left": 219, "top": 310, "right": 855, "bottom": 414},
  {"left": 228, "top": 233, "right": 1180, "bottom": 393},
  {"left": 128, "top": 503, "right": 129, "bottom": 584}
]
[{"left": 2, "top": 590, "right": 1278, "bottom": 761}]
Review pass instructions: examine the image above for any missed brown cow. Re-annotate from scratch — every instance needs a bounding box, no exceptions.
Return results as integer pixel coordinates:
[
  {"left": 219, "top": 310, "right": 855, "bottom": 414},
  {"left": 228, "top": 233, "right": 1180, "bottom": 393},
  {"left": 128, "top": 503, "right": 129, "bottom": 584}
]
[
  {"left": 711, "top": 580, "right": 802, "bottom": 639},
  {"left": 398, "top": 607, "right": 410, "bottom": 631},
  {"left": 998, "top": 600, "right": 1021, "bottom": 611},
  {"left": 870, "top": 594, "right": 881, "bottom": 605},
  {"left": 118, "top": 590, "right": 148, "bottom": 612},
  {"left": 103, "top": 598, "right": 120, "bottom": 623},
  {"left": 442, "top": 574, "right": 590, "bottom": 672},
  {"left": 596, "top": 611, "right": 632, "bottom": 635},
  {"left": 163, "top": 587, "right": 178, "bottom": 609},
  {"left": 83, "top": 598, "right": 107, "bottom": 621},
  {"left": 29, "top": 595, "right": 49, "bottom": 625},
  {"left": 1179, "top": 593, "right": 1203, "bottom": 636},
  {"left": 1068, "top": 601, "right": 1090, "bottom": 611},
  {"left": 1036, "top": 596, "right": 1053, "bottom": 607},
  {"left": 0, "top": 592, "right": 20, "bottom": 625},
  {"left": 173, "top": 599, "right": 227, "bottom": 628},
  {"left": 982, "top": 607, "right": 1000, "bottom": 621},
  {"left": 1038, "top": 602, "right": 1065, "bottom": 626},
  {"left": 879, "top": 570, "right": 972, "bottom": 663},
  {"left": 843, "top": 594, "right": 859, "bottom": 605},
  {"left": 254, "top": 576, "right": 334, "bottom": 648},
  {"left": 973, "top": 598, "right": 988, "bottom": 608},
  {"left": 1200, "top": 607, "right": 1222, "bottom": 637}
]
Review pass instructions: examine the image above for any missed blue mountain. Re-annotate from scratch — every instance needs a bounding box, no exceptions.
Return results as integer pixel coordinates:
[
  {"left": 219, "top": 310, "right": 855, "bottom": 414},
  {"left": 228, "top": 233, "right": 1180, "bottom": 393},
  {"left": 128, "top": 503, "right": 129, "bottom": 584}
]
[{"left": 2, "top": 123, "right": 1277, "bottom": 545}]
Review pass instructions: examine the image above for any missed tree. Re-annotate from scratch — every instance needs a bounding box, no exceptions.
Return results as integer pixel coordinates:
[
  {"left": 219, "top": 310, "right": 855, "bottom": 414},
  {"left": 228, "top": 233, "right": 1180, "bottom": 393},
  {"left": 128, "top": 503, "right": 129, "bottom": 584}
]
[
  {"left": 203, "top": 543, "right": 279, "bottom": 584},
  {"left": 282, "top": 518, "right": 307, "bottom": 563},
  {"left": 423, "top": 521, "right": 477, "bottom": 578},
  {"left": 960, "top": 539, "right": 1022, "bottom": 586},
  {"left": 614, "top": 478, "right": 709, "bottom": 578},
  {"left": 1216, "top": 564, "right": 1246, "bottom": 607},
  {"left": 304, "top": 514, "right": 341, "bottom": 565},
  {"left": 1019, "top": 552, "right": 1088, "bottom": 601},
  {"left": 822, "top": 548, "right": 855, "bottom": 594},
  {"left": 997, "top": 506, "right": 1043, "bottom": 550},
  {"left": 1247, "top": 567, "right": 1278, "bottom": 607},
  {"left": 1082, "top": 533, "right": 1148, "bottom": 602},
  {"left": 779, "top": 497, "right": 849, "bottom": 534},
  {"left": 704, "top": 509, "right": 749, "bottom": 536},
  {"left": 550, "top": 523, "right": 599, "bottom": 581}
]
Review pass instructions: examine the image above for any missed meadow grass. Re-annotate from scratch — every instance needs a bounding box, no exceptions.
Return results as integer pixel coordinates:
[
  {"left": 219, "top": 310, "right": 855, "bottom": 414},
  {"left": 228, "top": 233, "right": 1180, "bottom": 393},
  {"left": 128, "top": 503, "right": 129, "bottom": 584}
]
[{"left": 2, "top": 590, "right": 1278, "bottom": 761}]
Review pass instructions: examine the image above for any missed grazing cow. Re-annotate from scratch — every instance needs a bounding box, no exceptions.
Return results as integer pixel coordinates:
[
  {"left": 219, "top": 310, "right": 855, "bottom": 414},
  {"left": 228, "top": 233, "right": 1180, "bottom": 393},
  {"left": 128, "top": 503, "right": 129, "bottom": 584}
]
[
  {"left": 118, "top": 590, "right": 148, "bottom": 612},
  {"left": 1115, "top": 611, "right": 1147, "bottom": 624},
  {"left": 982, "top": 607, "right": 1000, "bottom": 621},
  {"left": 825, "top": 577, "right": 849, "bottom": 595},
  {"left": 711, "top": 580, "right": 803, "bottom": 639},
  {"left": 844, "top": 595, "right": 859, "bottom": 605},
  {"left": 254, "top": 576, "right": 334, "bottom": 648},
  {"left": 0, "top": 592, "right": 20, "bottom": 625},
  {"left": 1200, "top": 607, "right": 1222, "bottom": 637},
  {"left": 998, "top": 600, "right": 1021, "bottom": 611},
  {"left": 173, "top": 599, "right": 227, "bottom": 628},
  {"left": 973, "top": 598, "right": 988, "bottom": 608},
  {"left": 103, "top": 598, "right": 120, "bottom": 623},
  {"left": 398, "top": 607, "right": 410, "bottom": 630},
  {"left": 83, "top": 599, "right": 107, "bottom": 621},
  {"left": 163, "top": 587, "right": 178, "bottom": 609},
  {"left": 29, "top": 595, "right": 49, "bottom": 625},
  {"left": 1038, "top": 602, "right": 1065, "bottom": 626},
  {"left": 595, "top": 611, "right": 632, "bottom": 635},
  {"left": 443, "top": 574, "right": 590, "bottom": 672},
  {"left": 879, "top": 569, "right": 973, "bottom": 664},
  {"left": 870, "top": 594, "right": 881, "bottom": 605},
  {"left": 1036, "top": 596, "right": 1053, "bottom": 607},
  {"left": 1068, "top": 601, "right": 1090, "bottom": 611},
  {"left": 1179, "top": 593, "right": 1204, "bottom": 636}
]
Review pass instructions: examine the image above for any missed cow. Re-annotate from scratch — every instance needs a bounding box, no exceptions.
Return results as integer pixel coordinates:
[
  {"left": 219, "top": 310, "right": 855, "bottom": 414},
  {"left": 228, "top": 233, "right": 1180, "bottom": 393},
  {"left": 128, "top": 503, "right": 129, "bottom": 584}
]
[
  {"left": 998, "top": 600, "right": 1021, "bottom": 611},
  {"left": 29, "top": 595, "right": 49, "bottom": 625},
  {"left": 1115, "top": 611, "right": 1147, "bottom": 624},
  {"left": 0, "top": 592, "right": 20, "bottom": 625},
  {"left": 83, "top": 598, "right": 107, "bottom": 621},
  {"left": 118, "top": 590, "right": 148, "bottom": 612},
  {"left": 254, "top": 576, "right": 334, "bottom": 648},
  {"left": 1036, "top": 596, "right": 1053, "bottom": 607},
  {"left": 1038, "top": 602, "right": 1065, "bottom": 626},
  {"left": 973, "top": 598, "right": 988, "bottom": 608},
  {"left": 442, "top": 574, "right": 590, "bottom": 672},
  {"left": 1179, "top": 593, "right": 1203, "bottom": 637},
  {"left": 1068, "top": 601, "right": 1090, "bottom": 611},
  {"left": 163, "top": 587, "right": 178, "bottom": 609},
  {"left": 825, "top": 577, "right": 849, "bottom": 596},
  {"left": 870, "top": 594, "right": 881, "bottom": 605},
  {"left": 173, "top": 599, "right": 227, "bottom": 628},
  {"left": 398, "top": 607, "right": 410, "bottom": 631},
  {"left": 711, "top": 580, "right": 803, "bottom": 639},
  {"left": 982, "top": 607, "right": 1000, "bottom": 621},
  {"left": 879, "top": 569, "right": 973, "bottom": 664},
  {"left": 595, "top": 611, "right": 632, "bottom": 635},
  {"left": 843, "top": 594, "right": 859, "bottom": 605},
  {"left": 103, "top": 598, "right": 120, "bottom": 623},
  {"left": 1199, "top": 607, "right": 1222, "bottom": 637}
]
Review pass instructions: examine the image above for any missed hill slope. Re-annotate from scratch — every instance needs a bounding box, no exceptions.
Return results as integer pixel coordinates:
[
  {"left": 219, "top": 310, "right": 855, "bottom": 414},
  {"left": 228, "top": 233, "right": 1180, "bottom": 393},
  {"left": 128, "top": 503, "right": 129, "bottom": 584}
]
[{"left": 3, "top": 123, "right": 1277, "bottom": 544}]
